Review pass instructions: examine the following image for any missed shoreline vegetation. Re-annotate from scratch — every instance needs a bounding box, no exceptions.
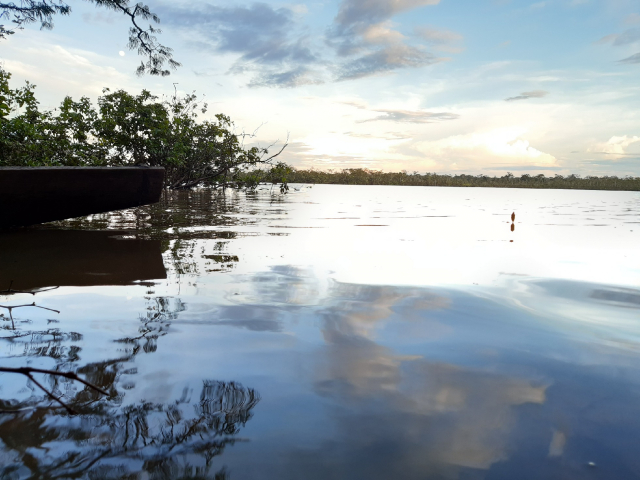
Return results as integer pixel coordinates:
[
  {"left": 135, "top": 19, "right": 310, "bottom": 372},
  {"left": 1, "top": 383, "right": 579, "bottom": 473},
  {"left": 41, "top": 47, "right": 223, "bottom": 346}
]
[
  {"left": 0, "top": 67, "right": 289, "bottom": 191},
  {"left": 285, "top": 169, "right": 640, "bottom": 191}
]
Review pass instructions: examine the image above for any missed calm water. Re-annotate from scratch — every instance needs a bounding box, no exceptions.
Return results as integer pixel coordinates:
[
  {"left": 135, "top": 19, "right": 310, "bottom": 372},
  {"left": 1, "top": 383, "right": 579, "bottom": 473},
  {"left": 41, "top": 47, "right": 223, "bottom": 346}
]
[{"left": 1, "top": 185, "right": 639, "bottom": 479}]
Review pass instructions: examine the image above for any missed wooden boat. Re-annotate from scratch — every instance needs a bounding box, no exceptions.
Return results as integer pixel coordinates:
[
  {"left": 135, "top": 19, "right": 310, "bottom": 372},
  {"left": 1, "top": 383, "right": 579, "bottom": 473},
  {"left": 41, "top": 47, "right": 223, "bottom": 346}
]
[{"left": 0, "top": 167, "right": 165, "bottom": 228}]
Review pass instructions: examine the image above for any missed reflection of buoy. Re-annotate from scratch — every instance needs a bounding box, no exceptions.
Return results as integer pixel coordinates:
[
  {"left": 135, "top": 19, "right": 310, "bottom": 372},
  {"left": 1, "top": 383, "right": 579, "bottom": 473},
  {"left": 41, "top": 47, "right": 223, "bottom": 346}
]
[
  {"left": 511, "top": 223, "right": 515, "bottom": 232},
  {"left": 511, "top": 212, "right": 516, "bottom": 222}
]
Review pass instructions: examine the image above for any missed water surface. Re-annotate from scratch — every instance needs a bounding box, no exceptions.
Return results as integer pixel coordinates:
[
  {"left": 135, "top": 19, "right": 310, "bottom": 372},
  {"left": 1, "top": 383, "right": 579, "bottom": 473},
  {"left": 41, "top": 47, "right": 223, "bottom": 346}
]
[{"left": 1, "top": 185, "right": 639, "bottom": 479}]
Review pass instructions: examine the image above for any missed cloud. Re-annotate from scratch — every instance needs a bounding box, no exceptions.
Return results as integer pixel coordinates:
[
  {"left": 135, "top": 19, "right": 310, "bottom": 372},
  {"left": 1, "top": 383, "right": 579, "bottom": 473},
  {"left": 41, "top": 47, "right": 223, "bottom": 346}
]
[
  {"left": 505, "top": 90, "right": 548, "bottom": 101},
  {"left": 247, "top": 67, "right": 325, "bottom": 88},
  {"left": 595, "top": 34, "right": 618, "bottom": 45},
  {"left": 160, "top": 1, "right": 448, "bottom": 86},
  {"left": 361, "top": 22, "right": 406, "bottom": 45},
  {"left": 612, "top": 28, "right": 640, "bottom": 46},
  {"left": 326, "top": 0, "right": 446, "bottom": 80},
  {"left": 619, "top": 52, "right": 640, "bottom": 64},
  {"left": 336, "top": 43, "right": 439, "bottom": 80},
  {"left": 415, "top": 26, "right": 464, "bottom": 52},
  {"left": 159, "top": 2, "right": 321, "bottom": 87},
  {"left": 359, "top": 108, "right": 459, "bottom": 123},
  {"left": 596, "top": 28, "right": 640, "bottom": 65},
  {"left": 334, "top": 0, "right": 441, "bottom": 31},
  {"left": 624, "top": 13, "right": 640, "bottom": 25},
  {"left": 162, "top": 3, "right": 293, "bottom": 57},
  {"left": 595, "top": 27, "right": 640, "bottom": 46},
  {"left": 81, "top": 12, "right": 116, "bottom": 24},
  {"left": 407, "top": 127, "right": 559, "bottom": 170},
  {"left": 344, "top": 131, "right": 412, "bottom": 140},
  {"left": 1, "top": 37, "right": 133, "bottom": 102},
  {"left": 339, "top": 99, "right": 458, "bottom": 123},
  {"left": 415, "top": 26, "right": 463, "bottom": 44},
  {"left": 587, "top": 135, "right": 640, "bottom": 157},
  {"left": 288, "top": 3, "right": 309, "bottom": 15}
]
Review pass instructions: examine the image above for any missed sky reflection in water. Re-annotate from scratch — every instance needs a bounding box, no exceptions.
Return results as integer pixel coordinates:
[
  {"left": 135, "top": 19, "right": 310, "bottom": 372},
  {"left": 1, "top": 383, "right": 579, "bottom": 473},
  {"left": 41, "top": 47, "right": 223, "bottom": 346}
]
[{"left": 0, "top": 185, "right": 639, "bottom": 479}]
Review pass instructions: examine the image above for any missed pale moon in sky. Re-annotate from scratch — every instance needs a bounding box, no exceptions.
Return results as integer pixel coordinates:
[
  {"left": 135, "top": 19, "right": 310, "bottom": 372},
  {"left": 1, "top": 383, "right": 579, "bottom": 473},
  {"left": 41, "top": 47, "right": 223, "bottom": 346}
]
[{"left": 119, "top": 51, "right": 125, "bottom": 56}]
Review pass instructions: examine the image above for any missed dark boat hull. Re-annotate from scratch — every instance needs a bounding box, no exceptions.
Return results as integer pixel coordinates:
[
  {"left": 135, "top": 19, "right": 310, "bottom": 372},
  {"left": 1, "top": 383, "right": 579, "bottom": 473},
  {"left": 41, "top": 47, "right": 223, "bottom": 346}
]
[{"left": 0, "top": 167, "right": 164, "bottom": 228}]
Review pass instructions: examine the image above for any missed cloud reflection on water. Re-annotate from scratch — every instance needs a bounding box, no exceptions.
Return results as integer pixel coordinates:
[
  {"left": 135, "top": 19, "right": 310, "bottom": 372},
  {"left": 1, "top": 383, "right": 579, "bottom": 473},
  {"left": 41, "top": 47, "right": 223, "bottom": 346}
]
[
  {"left": 196, "top": 263, "right": 640, "bottom": 479},
  {"left": 197, "top": 267, "right": 552, "bottom": 478},
  {"left": 312, "top": 284, "right": 545, "bottom": 477}
]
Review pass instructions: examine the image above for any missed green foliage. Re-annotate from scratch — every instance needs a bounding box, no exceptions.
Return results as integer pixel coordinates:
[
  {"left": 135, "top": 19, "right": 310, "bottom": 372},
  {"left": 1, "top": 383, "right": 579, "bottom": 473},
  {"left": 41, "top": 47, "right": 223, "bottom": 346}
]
[
  {"left": 0, "top": 67, "right": 290, "bottom": 190},
  {"left": 289, "top": 168, "right": 640, "bottom": 191}
]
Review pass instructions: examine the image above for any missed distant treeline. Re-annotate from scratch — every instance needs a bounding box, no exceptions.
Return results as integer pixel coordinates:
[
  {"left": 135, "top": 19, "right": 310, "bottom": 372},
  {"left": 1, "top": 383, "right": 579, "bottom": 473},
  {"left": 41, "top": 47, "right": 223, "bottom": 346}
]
[{"left": 287, "top": 169, "right": 640, "bottom": 191}]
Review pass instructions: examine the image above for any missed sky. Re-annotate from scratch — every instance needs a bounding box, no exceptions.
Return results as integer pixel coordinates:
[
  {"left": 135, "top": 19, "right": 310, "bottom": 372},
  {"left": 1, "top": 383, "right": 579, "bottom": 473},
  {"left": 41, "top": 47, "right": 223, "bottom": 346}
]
[{"left": 1, "top": 0, "right": 639, "bottom": 176}]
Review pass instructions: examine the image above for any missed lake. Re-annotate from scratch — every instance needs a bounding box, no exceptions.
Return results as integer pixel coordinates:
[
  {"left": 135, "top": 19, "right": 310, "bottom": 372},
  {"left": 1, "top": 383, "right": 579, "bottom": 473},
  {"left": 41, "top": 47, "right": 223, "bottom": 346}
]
[{"left": 1, "top": 184, "right": 639, "bottom": 479}]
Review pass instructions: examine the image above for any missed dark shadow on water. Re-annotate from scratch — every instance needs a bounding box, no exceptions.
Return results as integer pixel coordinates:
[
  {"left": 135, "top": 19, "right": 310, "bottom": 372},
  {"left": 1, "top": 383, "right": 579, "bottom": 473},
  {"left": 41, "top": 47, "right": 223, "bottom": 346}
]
[{"left": 0, "top": 229, "right": 167, "bottom": 292}]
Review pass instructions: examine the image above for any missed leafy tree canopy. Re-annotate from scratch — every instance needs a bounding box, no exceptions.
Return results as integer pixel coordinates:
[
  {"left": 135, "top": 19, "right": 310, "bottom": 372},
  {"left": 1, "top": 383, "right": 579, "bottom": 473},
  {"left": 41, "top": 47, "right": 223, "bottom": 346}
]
[
  {"left": 0, "top": 0, "right": 178, "bottom": 75},
  {"left": 0, "top": 67, "right": 291, "bottom": 191}
]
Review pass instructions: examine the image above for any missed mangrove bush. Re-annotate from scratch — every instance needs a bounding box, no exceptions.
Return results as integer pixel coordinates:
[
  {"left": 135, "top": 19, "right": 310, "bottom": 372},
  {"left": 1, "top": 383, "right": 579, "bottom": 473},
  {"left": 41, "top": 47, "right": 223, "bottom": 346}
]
[{"left": 0, "top": 67, "right": 291, "bottom": 190}]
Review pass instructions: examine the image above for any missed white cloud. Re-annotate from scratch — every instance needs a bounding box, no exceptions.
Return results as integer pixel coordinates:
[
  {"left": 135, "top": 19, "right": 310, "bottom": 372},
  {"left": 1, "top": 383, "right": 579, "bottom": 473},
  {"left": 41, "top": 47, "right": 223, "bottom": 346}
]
[
  {"left": 588, "top": 135, "right": 640, "bottom": 157},
  {"left": 410, "top": 127, "right": 559, "bottom": 170},
  {"left": 1, "top": 32, "right": 135, "bottom": 106},
  {"left": 361, "top": 22, "right": 406, "bottom": 45}
]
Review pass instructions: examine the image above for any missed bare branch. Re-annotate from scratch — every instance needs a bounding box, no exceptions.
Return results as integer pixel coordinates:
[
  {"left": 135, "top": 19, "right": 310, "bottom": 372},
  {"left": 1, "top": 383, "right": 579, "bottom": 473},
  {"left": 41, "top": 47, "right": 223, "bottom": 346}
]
[
  {"left": 261, "top": 133, "right": 290, "bottom": 163},
  {"left": 0, "top": 0, "right": 180, "bottom": 75}
]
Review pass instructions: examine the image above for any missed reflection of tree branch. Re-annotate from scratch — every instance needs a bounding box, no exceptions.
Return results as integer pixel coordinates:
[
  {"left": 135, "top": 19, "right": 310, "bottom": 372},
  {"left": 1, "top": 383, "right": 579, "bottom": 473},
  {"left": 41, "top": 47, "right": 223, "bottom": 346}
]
[
  {"left": 0, "top": 302, "right": 60, "bottom": 330},
  {"left": 0, "top": 295, "right": 259, "bottom": 477},
  {"left": 0, "top": 303, "right": 60, "bottom": 314},
  {"left": 0, "top": 367, "right": 108, "bottom": 395},
  {"left": 0, "top": 366, "right": 109, "bottom": 414},
  {"left": 0, "top": 280, "right": 59, "bottom": 296},
  {"left": 25, "top": 371, "right": 75, "bottom": 415}
]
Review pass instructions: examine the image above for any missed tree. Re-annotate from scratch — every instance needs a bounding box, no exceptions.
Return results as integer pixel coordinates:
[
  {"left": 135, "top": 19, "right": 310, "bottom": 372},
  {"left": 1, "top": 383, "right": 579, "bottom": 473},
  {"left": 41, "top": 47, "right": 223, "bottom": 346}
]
[
  {"left": 0, "top": 67, "right": 291, "bottom": 190},
  {"left": 0, "top": 0, "right": 179, "bottom": 76}
]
